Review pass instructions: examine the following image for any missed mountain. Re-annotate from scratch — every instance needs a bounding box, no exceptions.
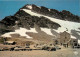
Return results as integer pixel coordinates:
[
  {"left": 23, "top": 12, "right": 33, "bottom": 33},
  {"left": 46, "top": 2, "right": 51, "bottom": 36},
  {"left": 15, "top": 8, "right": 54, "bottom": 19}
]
[{"left": 0, "top": 4, "right": 80, "bottom": 43}]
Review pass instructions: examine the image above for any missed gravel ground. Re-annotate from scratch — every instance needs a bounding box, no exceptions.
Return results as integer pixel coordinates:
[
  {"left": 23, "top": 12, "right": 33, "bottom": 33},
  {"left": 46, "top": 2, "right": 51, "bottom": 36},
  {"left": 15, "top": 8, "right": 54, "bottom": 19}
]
[{"left": 0, "top": 48, "right": 80, "bottom": 57}]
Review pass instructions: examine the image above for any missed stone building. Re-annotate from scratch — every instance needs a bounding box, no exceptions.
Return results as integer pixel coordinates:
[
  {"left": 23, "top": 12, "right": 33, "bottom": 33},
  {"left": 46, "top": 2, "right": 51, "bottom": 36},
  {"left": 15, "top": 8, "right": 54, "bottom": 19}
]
[
  {"left": 58, "top": 31, "right": 71, "bottom": 47},
  {"left": 71, "top": 38, "right": 80, "bottom": 48}
]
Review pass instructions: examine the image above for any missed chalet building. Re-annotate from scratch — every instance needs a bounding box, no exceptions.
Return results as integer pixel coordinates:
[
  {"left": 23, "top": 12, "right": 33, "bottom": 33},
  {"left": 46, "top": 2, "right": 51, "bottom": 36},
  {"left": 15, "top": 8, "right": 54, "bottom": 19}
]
[
  {"left": 58, "top": 31, "right": 71, "bottom": 48},
  {"left": 57, "top": 31, "right": 80, "bottom": 48},
  {"left": 71, "top": 38, "right": 80, "bottom": 48},
  {"left": 71, "top": 38, "right": 78, "bottom": 48}
]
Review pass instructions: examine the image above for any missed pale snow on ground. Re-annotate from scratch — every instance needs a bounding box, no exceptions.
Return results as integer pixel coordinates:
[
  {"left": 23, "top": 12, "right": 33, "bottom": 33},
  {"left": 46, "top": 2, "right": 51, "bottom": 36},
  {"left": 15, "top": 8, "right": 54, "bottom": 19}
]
[
  {"left": 26, "top": 5, "right": 32, "bottom": 9},
  {"left": 48, "top": 9, "right": 51, "bottom": 11},
  {"left": 41, "top": 28, "right": 53, "bottom": 36},
  {"left": 2, "top": 27, "right": 38, "bottom": 38},
  {"left": 22, "top": 9, "right": 80, "bottom": 33},
  {"left": 71, "top": 35, "right": 76, "bottom": 39}
]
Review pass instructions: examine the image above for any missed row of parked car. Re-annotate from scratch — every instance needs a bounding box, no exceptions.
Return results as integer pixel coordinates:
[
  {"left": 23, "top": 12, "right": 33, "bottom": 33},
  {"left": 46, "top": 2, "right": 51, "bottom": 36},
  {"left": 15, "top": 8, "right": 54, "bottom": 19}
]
[
  {"left": 0, "top": 45, "right": 61, "bottom": 51},
  {"left": 0, "top": 46, "right": 32, "bottom": 51}
]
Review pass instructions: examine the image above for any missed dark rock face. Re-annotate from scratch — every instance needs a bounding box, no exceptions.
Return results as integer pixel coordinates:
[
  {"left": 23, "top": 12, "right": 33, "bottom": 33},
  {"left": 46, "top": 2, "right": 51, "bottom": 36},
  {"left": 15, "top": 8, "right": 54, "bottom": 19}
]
[
  {"left": 15, "top": 10, "right": 61, "bottom": 29},
  {"left": 0, "top": 22, "right": 7, "bottom": 29},
  {"left": 0, "top": 29, "right": 11, "bottom": 35},
  {"left": 61, "top": 10, "right": 80, "bottom": 22},
  {"left": 0, "top": 16, "right": 18, "bottom": 35},
  {"left": 0, "top": 22, "right": 12, "bottom": 35},
  {"left": 18, "top": 4, "right": 80, "bottom": 23},
  {"left": 32, "top": 4, "right": 41, "bottom": 12},
  {"left": 1, "top": 16, "right": 18, "bottom": 26},
  {"left": 49, "top": 9, "right": 62, "bottom": 19},
  {"left": 14, "top": 6, "right": 61, "bottom": 29},
  {"left": 40, "top": 6, "right": 49, "bottom": 14},
  {"left": 15, "top": 10, "right": 31, "bottom": 17},
  {"left": 0, "top": 6, "right": 61, "bottom": 32},
  {"left": 25, "top": 4, "right": 80, "bottom": 23}
]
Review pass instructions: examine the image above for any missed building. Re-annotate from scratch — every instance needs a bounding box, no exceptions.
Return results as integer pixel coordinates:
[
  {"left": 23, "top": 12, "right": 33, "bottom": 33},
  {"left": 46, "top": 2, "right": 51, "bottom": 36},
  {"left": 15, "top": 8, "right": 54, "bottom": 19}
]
[
  {"left": 71, "top": 38, "right": 79, "bottom": 48},
  {"left": 58, "top": 31, "right": 71, "bottom": 47}
]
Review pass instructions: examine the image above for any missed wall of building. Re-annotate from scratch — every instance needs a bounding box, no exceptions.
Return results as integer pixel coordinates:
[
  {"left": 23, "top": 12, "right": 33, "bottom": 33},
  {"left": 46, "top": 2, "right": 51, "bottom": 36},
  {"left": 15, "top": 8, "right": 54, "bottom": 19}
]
[{"left": 58, "top": 31, "right": 71, "bottom": 46}]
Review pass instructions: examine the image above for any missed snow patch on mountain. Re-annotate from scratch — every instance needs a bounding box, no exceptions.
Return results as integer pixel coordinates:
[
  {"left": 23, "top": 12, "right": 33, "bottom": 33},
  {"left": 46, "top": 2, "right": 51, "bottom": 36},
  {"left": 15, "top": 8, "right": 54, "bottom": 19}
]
[
  {"left": 22, "top": 9, "right": 80, "bottom": 33},
  {"left": 41, "top": 28, "right": 53, "bottom": 36},
  {"left": 26, "top": 5, "right": 32, "bottom": 9},
  {"left": 71, "top": 35, "right": 76, "bottom": 39},
  {"left": 48, "top": 9, "right": 51, "bottom": 11},
  {"left": 1, "top": 27, "right": 38, "bottom": 38}
]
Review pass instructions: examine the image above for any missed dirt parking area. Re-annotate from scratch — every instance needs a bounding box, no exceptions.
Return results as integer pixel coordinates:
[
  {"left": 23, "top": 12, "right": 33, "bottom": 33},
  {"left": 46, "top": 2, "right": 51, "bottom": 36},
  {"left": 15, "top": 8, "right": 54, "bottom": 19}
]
[{"left": 0, "top": 48, "right": 77, "bottom": 57}]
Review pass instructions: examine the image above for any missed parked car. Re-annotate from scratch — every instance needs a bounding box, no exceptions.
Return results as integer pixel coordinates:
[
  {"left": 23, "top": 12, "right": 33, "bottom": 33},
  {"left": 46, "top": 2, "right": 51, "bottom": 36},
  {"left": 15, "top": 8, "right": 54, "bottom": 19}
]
[{"left": 55, "top": 46, "right": 61, "bottom": 50}]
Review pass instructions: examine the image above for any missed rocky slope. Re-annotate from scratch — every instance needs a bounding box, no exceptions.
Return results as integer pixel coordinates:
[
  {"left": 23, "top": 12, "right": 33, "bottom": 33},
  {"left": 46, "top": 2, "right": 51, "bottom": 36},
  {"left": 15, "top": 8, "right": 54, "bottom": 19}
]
[{"left": 0, "top": 4, "right": 80, "bottom": 43}]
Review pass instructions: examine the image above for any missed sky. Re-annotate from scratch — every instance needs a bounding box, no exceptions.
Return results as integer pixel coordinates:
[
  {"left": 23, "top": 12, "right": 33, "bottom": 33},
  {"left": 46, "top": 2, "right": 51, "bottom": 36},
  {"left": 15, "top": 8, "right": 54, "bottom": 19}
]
[{"left": 0, "top": 0, "right": 79, "bottom": 20}]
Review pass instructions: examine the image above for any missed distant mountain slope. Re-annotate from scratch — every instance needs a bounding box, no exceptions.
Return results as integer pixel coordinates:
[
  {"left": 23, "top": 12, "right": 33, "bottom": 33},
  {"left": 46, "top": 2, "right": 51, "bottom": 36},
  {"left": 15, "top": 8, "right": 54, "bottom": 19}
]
[{"left": 0, "top": 4, "right": 80, "bottom": 43}]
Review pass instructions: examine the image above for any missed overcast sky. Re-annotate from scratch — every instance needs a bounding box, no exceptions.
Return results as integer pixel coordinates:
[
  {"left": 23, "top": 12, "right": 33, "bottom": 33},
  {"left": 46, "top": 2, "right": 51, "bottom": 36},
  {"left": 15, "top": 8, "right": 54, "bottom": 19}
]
[{"left": 0, "top": 0, "right": 79, "bottom": 20}]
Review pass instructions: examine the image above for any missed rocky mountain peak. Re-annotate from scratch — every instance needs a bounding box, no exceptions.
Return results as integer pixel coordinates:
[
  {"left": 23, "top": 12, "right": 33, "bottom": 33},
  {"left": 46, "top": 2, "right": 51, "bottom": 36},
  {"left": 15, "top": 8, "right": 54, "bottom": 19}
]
[
  {"left": 0, "top": 4, "right": 80, "bottom": 40},
  {"left": 21, "top": 4, "right": 80, "bottom": 22}
]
